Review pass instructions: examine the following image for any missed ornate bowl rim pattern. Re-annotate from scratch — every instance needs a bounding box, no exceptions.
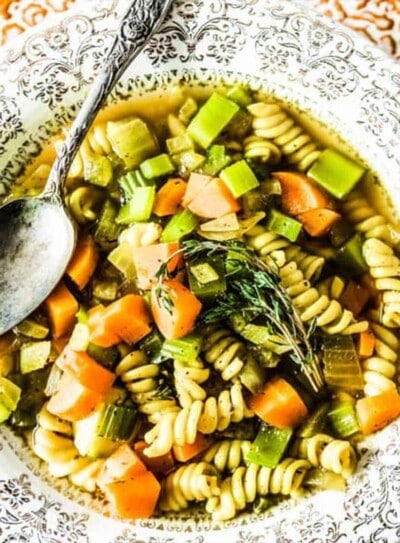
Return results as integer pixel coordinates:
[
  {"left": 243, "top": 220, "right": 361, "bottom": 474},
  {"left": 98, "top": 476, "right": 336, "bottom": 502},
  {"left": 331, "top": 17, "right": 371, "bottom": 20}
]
[{"left": 0, "top": 1, "right": 400, "bottom": 542}]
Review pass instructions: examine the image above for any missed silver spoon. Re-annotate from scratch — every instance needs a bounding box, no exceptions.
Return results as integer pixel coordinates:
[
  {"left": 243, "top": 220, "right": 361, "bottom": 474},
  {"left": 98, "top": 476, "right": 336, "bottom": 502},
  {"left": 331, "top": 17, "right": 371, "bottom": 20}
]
[{"left": 0, "top": 0, "right": 173, "bottom": 335}]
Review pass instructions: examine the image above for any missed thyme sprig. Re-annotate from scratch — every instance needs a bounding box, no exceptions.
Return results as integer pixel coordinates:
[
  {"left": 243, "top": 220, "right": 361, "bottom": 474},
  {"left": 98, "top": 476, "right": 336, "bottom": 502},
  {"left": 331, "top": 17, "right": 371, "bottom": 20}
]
[{"left": 155, "top": 238, "right": 324, "bottom": 392}]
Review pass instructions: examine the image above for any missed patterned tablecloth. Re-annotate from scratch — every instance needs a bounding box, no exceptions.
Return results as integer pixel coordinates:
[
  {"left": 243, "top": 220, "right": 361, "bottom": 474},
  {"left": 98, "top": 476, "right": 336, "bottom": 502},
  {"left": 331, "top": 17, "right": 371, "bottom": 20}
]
[{"left": 0, "top": 0, "right": 399, "bottom": 59}]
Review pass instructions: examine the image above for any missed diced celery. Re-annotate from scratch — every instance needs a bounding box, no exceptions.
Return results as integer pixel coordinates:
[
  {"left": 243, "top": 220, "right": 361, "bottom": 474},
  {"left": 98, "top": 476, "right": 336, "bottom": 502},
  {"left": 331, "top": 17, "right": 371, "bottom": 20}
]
[
  {"left": 329, "top": 220, "right": 354, "bottom": 248},
  {"left": 140, "top": 154, "right": 175, "bottom": 180},
  {"left": 0, "top": 376, "right": 21, "bottom": 411},
  {"left": 74, "top": 407, "right": 119, "bottom": 458},
  {"left": 166, "top": 133, "right": 194, "bottom": 155},
  {"left": 84, "top": 155, "right": 113, "bottom": 187},
  {"left": 336, "top": 233, "right": 368, "bottom": 276},
  {"left": 266, "top": 209, "right": 302, "bottom": 242},
  {"left": 298, "top": 403, "right": 330, "bottom": 438},
  {"left": 107, "top": 117, "right": 159, "bottom": 169},
  {"left": 178, "top": 97, "right": 198, "bottom": 123},
  {"left": 328, "top": 402, "right": 360, "bottom": 437},
  {"left": 139, "top": 329, "right": 164, "bottom": 363},
  {"left": 226, "top": 86, "right": 253, "bottom": 107},
  {"left": 245, "top": 423, "right": 292, "bottom": 468},
  {"left": 201, "top": 145, "right": 231, "bottom": 176},
  {"left": 172, "top": 150, "right": 206, "bottom": 174},
  {"left": 14, "top": 319, "right": 49, "bottom": 339},
  {"left": 187, "top": 257, "right": 226, "bottom": 298},
  {"left": 119, "top": 170, "right": 154, "bottom": 200},
  {"left": 308, "top": 148, "right": 365, "bottom": 199},
  {"left": 238, "top": 354, "right": 266, "bottom": 394},
  {"left": 87, "top": 343, "right": 119, "bottom": 369},
  {"left": 92, "top": 280, "right": 119, "bottom": 302},
  {"left": 240, "top": 324, "right": 291, "bottom": 355},
  {"left": 161, "top": 334, "right": 202, "bottom": 363},
  {"left": 220, "top": 160, "right": 259, "bottom": 198},
  {"left": 94, "top": 199, "right": 121, "bottom": 250},
  {"left": 200, "top": 213, "right": 240, "bottom": 233},
  {"left": 20, "top": 341, "right": 51, "bottom": 374},
  {"left": 107, "top": 241, "right": 136, "bottom": 280},
  {"left": 187, "top": 92, "right": 240, "bottom": 148},
  {"left": 160, "top": 209, "right": 199, "bottom": 242},
  {"left": 190, "top": 263, "right": 220, "bottom": 284},
  {"left": 97, "top": 403, "right": 139, "bottom": 441},
  {"left": 323, "top": 335, "right": 364, "bottom": 391},
  {"left": 304, "top": 467, "right": 346, "bottom": 492},
  {"left": 8, "top": 368, "right": 49, "bottom": 429},
  {"left": 116, "top": 186, "right": 156, "bottom": 224},
  {"left": 0, "top": 402, "right": 11, "bottom": 423}
]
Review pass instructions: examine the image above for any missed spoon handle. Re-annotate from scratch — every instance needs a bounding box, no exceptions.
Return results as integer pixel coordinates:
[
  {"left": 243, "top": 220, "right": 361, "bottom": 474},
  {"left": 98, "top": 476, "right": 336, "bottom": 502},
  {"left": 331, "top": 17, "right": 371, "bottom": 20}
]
[{"left": 43, "top": 0, "right": 173, "bottom": 201}]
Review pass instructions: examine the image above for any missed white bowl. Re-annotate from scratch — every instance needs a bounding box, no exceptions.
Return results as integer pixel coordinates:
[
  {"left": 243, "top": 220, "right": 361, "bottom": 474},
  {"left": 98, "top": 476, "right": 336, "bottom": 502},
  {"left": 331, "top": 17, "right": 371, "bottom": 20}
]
[{"left": 1, "top": 1, "right": 400, "bottom": 541}]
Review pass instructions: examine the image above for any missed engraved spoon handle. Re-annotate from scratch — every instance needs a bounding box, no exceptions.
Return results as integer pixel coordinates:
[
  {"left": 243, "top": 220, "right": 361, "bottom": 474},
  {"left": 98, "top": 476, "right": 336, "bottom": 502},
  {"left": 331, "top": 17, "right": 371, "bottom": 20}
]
[{"left": 43, "top": 0, "right": 173, "bottom": 201}]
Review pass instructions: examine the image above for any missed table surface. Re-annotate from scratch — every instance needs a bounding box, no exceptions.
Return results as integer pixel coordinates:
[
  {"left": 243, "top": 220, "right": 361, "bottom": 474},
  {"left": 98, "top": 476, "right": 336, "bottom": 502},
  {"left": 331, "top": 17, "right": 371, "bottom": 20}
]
[{"left": 0, "top": 0, "right": 399, "bottom": 59}]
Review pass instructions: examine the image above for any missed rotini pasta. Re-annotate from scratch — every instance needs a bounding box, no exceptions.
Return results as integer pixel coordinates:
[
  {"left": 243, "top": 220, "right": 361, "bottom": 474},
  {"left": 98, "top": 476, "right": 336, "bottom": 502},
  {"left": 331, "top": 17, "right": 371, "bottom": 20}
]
[
  {"left": 247, "top": 102, "right": 321, "bottom": 171},
  {"left": 246, "top": 224, "right": 290, "bottom": 269},
  {"left": 363, "top": 238, "right": 400, "bottom": 328},
  {"left": 284, "top": 245, "right": 325, "bottom": 282},
  {"left": 159, "top": 462, "right": 221, "bottom": 512},
  {"left": 65, "top": 185, "right": 105, "bottom": 224},
  {"left": 201, "top": 439, "right": 251, "bottom": 473},
  {"left": 173, "top": 358, "right": 210, "bottom": 408},
  {"left": 201, "top": 326, "right": 246, "bottom": 381},
  {"left": 243, "top": 135, "right": 281, "bottom": 164},
  {"left": 206, "top": 458, "right": 311, "bottom": 521}
]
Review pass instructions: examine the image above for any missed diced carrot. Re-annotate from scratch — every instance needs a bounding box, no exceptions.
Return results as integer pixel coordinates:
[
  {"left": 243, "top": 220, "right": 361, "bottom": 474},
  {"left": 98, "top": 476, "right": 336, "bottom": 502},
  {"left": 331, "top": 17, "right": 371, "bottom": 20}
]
[
  {"left": 56, "top": 347, "right": 115, "bottom": 394},
  {"left": 249, "top": 376, "right": 308, "bottom": 429},
  {"left": 187, "top": 177, "right": 241, "bottom": 219},
  {"left": 66, "top": 233, "right": 99, "bottom": 290},
  {"left": 182, "top": 172, "right": 213, "bottom": 207},
  {"left": 150, "top": 279, "right": 202, "bottom": 340},
  {"left": 339, "top": 280, "right": 370, "bottom": 317},
  {"left": 88, "top": 295, "right": 152, "bottom": 347},
  {"left": 172, "top": 433, "right": 212, "bottom": 462},
  {"left": 357, "top": 330, "right": 375, "bottom": 358},
  {"left": 102, "top": 472, "right": 161, "bottom": 519},
  {"left": 297, "top": 207, "right": 341, "bottom": 237},
  {"left": 133, "top": 242, "right": 182, "bottom": 290},
  {"left": 153, "top": 178, "right": 187, "bottom": 216},
  {"left": 134, "top": 441, "right": 175, "bottom": 474},
  {"left": 97, "top": 443, "right": 148, "bottom": 489},
  {"left": 273, "top": 171, "right": 334, "bottom": 216},
  {"left": 47, "top": 370, "right": 102, "bottom": 421},
  {"left": 44, "top": 282, "right": 79, "bottom": 339},
  {"left": 356, "top": 390, "right": 400, "bottom": 435}
]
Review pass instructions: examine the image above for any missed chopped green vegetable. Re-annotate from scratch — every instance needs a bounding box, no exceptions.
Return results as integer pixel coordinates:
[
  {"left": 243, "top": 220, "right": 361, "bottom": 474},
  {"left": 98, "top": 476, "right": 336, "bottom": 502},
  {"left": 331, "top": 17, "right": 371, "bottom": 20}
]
[
  {"left": 329, "top": 220, "right": 355, "bottom": 248},
  {"left": 238, "top": 354, "right": 266, "bottom": 394},
  {"left": 92, "top": 280, "right": 119, "bottom": 302},
  {"left": 323, "top": 335, "right": 364, "bottom": 391},
  {"left": 140, "top": 153, "right": 175, "bottom": 180},
  {"left": 201, "top": 145, "right": 231, "bottom": 176},
  {"left": 116, "top": 186, "right": 156, "bottom": 224},
  {"left": 87, "top": 343, "right": 119, "bottom": 369},
  {"left": 328, "top": 402, "right": 360, "bottom": 438},
  {"left": 245, "top": 423, "right": 293, "bottom": 468},
  {"left": 266, "top": 209, "right": 302, "bottom": 242},
  {"left": 239, "top": 323, "right": 291, "bottom": 354},
  {"left": 94, "top": 199, "right": 121, "bottom": 250},
  {"left": 161, "top": 334, "right": 202, "bottom": 363},
  {"left": 220, "top": 160, "right": 259, "bottom": 198},
  {"left": 139, "top": 330, "right": 164, "bottom": 363},
  {"left": 199, "top": 213, "right": 240, "bottom": 233},
  {"left": 178, "top": 97, "right": 198, "bottom": 123},
  {"left": 84, "top": 154, "right": 113, "bottom": 187},
  {"left": 187, "top": 92, "right": 240, "bottom": 148},
  {"left": 308, "top": 148, "right": 365, "bottom": 199},
  {"left": 160, "top": 209, "right": 199, "bottom": 243},
  {"left": 107, "top": 241, "right": 137, "bottom": 280},
  {"left": 107, "top": 117, "right": 159, "bottom": 169},
  {"left": 298, "top": 403, "right": 330, "bottom": 438},
  {"left": 336, "top": 233, "right": 368, "bottom": 276},
  {"left": 187, "top": 257, "right": 226, "bottom": 298},
  {"left": 303, "top": 467, "right": 346, "bottom": 492},
  {"left": 0, "top": 376, "right": 21, "bottom": 412},
  {"left": 119, "top": 170, "right": 154, "bottom": 200},
  {"left": 97, "top": 403, "right": 139, "bottom": 441},
  {"left": 190, "top": 263, "right": 220, "bottom": 284},
  {"left": 8, "top": 367, "right": 50, "bottom": 429},
  {"left": 20, "top": 341, "right": 51, "bottom": 374},
  {"left": 172, "top": 150, "right": 206, "bottom": 174},
  {"left": 73, "top": 407, "right": 119, "bottom": 458},
  {"left": 14, "top": 319, "right": 49, "bottom": 339},
  {"left": 166, "top": 133, "right": 194, "bottom": 155},
  {"left": 226, "top": 86, "right": 253, "bottom": 107}
]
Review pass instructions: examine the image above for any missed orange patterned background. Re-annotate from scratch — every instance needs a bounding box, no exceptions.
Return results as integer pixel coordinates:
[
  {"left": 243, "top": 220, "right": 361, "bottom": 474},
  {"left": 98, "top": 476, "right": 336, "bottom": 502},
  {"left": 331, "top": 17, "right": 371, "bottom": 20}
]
[{"left": 0, "top": 0, "right": 399, "bottom": 58}]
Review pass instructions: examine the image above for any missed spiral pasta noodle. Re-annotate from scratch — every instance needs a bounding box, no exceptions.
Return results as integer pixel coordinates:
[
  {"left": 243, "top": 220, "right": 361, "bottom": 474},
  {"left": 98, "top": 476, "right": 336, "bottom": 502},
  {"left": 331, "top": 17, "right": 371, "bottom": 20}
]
[
  {"left": 284, "top": 245, "right": 325, "bottom": 282},
  {"left": 206, "top": 458, "right": 311, "bottom": 521},
  {"left": 247, "top": 102, "right": 321, "bottom": 171},
  {"left": 159, "top": 462, "right": 221, "bottom": 512},
  {"left": 246, "top": 224, "right": 290, "bottom": 269},
  {"left": 294, "top": 434, "right": 357, "bottom": 479},
  {"left": 66, "top": 185, "right": 105, "bottom": 224},
  {"left": 243, "top": 135, "right": 281, "bottom": 164},
  {"left": 32, "top": 405, "right": 104, "bottom": 493},
  {"left": 201, "top": 439, "right": 252, "bottom": 473},
  {"left": 143, "top": 383, "right": 253, "bottom": 457},
  {"left": 362, "top": 238, "right": 400, "bottom": 328},
  {"left": 116, "top": 350, "right": 179, "bottom": 424},
  {"left": 201, "top": 327, "right": 247, "bottom": 381},
  {"left": 341, "top": 191, "right": 400, "bottom": 247},
  {"left": 173, "top": 359, "right": 210, "bottom": 408}
]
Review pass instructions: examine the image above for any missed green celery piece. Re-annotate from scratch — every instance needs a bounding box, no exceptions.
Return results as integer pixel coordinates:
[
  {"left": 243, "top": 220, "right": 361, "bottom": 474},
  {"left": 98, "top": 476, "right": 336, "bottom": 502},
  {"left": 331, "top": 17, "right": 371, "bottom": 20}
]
[
  {"left": 220, "top": 160, "right": 259, "bottom": 198},
  {"left": 245, "top": 423, "right": 293, "bottom": 468},
  {"left": 0, "top": 377, "right": 21, "bottom": 411},
  {"left": 190, "top": 262, "right": 220, "bottom": 284},
  {"left": 140, "top": 154, "right": 175, "bottom": 180},
  {"left": 266, "top": 208, "right": 302, "bottom": 242},
  {"left": 336, "top": 233, "right": 368, "bottom": 276},
  {"left": 107, "top": 117, "right": 159, "bottom": 169},
  {"left": 161, "top": 334, "right": 202, "bottom": 363},
  {"left": 97, "top": 404, "right": 139, "bottom": 441},
  {"left": 116, "top": 186, "right": 156, "bottom": 224},
  {"left": 0, "top": 402, "right": 11, "bottom": 423},
  {"left": 201, "top": 145, "right": 231, "bottom": 176},
  {"left": 328, "top": 402, "right": 360, "bottom": 438},
  {"left": 73, "top": 408, "right": 119, "bottom": 458},
  {"left": 298, "top": 403, "right": 330, "bottom": 438},
  {"left": 240, "top": 324, "right": 290, "bottom": 355},
  {"left": 238, "top": 355, "right": 266, "bottom": 394},
  {"left": 187, "top": 256, "right": 226, "bottom": 299},
  {"left": 329, "top": 220, "right": 355, "bottom": 248},
  {"left": 94, "top": 199, "right": 121, "bottom": 250},
  {"left": 107, "top": 241, "right": 137, "bottom": 280},
  {"left": 166, "top": 133, "right": 194, "bottom": 155},
  {"left": 15, "top": 319, "right": 49, "bottom": 339},
  {"left": 87, "top": 343, "right": 119, "bottom": 370},
  {"left": 187, "top": 92, "right": 240, "bottom": 148},
  {"left": 303, "top": 468, "right": 346, "bottom": 492},
  {"left": 20, "top": 341, "right": 51, "bottom": 375},
  {"left": 172, "top": 150, "right": 206, "bottom": 174},
  {"left": 226, "top": 86, "right": 253, "bottom": 107},
  {"left": 323, "top": 334, "right": 364, "bottom": 391},
  {"left": 119, "top": 170, "right": 154, "bottom": 200},
  {"left": 178, "top": 97, "right": 198, "bottom": 123},
  {"left": 139, "top": 330, "right": 164, "bottom": 363},
  {"left": 308, "top": 149, "right": 365, "bottom": 199},
  {"left": 84, "top": 155, "right": 113, "bottom": 187},
  {"left": 160, "top": 209, "right": 199, "bottom": 242},
  {"left": 92, "top": 280, "right": 119, "bottom": 302}
]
